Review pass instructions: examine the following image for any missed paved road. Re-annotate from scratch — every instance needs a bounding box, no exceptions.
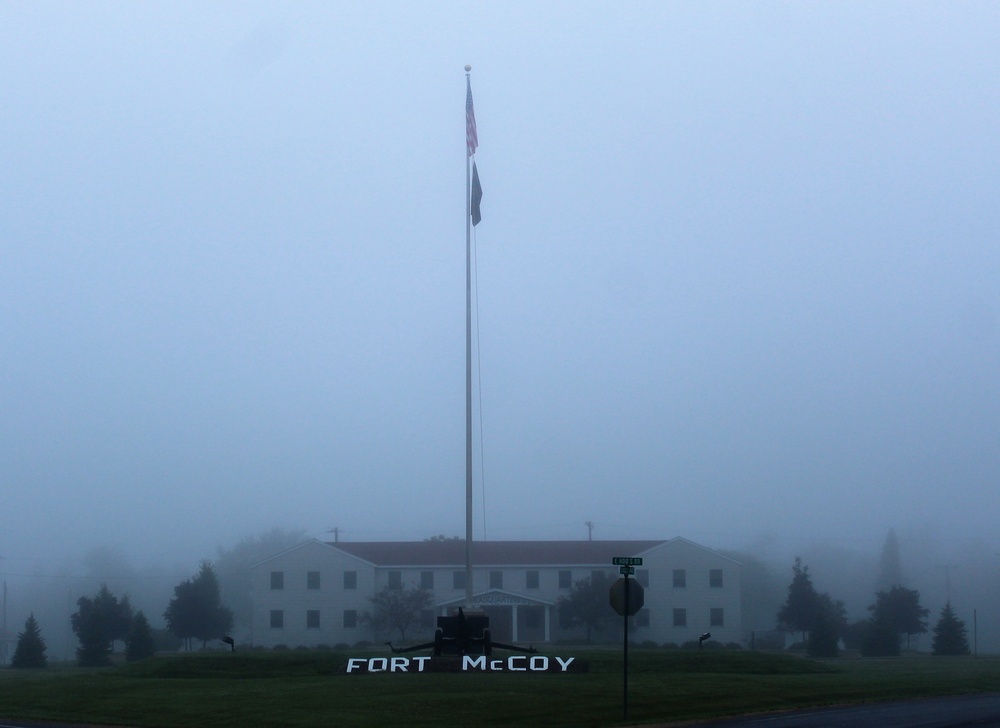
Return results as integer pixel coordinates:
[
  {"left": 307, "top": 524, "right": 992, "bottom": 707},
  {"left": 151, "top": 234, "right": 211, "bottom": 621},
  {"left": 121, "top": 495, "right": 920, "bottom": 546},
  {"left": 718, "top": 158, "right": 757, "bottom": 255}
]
[
  {"left": 5, "top": 695, "right": 1000, "bottom": 728},
  {"left": 677, "top": 693, "right": 1000, "bottom": 727}
]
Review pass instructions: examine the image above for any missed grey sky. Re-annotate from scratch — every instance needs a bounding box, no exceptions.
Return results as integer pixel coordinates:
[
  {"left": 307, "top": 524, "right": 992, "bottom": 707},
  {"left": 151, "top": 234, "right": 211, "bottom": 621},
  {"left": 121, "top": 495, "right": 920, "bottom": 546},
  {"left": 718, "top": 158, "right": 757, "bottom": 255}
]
[{"left": 2, "top": 2, "right": 998, "bottom": 575}]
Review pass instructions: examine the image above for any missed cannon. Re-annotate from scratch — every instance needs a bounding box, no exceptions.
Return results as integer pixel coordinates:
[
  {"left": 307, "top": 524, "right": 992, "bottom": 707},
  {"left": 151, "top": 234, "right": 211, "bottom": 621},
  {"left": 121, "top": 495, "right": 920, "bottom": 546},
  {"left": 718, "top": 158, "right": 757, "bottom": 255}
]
[{"left": 386, "top": 607, "right": 536, "bottom": 656}]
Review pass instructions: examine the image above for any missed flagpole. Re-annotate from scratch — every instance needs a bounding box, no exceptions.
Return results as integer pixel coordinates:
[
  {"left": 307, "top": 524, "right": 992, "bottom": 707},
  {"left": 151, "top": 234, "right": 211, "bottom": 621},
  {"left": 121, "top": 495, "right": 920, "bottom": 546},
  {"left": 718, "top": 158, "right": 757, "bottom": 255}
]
[{"left": 464, "top": 65, "right": 474, "bottom": 609}]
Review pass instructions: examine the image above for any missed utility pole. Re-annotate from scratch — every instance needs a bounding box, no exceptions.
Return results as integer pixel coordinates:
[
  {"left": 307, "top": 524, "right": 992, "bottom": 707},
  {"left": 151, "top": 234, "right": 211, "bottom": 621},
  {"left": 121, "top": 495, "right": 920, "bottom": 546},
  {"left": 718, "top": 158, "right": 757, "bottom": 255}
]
[
  {"left": 326, "top": 527, "right": 341, "bottom": 543},
  {"left": 586, "top": 521, "right": 594, "bottom": 541}
]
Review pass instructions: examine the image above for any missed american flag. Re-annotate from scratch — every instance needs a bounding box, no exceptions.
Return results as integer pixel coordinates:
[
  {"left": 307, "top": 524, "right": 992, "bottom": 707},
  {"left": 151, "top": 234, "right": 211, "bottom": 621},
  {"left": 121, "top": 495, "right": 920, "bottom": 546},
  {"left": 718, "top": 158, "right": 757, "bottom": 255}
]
[{"left": 466, "top": 77, "right": 478, "bottom": 157}]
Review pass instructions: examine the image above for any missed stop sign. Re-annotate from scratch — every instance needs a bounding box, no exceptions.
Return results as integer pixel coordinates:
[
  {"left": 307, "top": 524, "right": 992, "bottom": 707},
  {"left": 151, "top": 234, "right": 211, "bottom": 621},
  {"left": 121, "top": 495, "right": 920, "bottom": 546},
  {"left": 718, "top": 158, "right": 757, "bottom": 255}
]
[{"left": 609, "top": 577, "right": 644, "bottom": 616}]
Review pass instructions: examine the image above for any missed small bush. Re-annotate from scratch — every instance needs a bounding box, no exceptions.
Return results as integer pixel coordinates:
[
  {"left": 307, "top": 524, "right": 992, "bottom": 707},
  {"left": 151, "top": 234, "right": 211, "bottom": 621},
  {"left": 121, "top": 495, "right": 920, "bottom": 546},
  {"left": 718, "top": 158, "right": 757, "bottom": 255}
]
[
  {"left": 334, "top": 643, "right": 350, "bottom": 650},
  {"left": 352, "top": 640, "right": 372, "bottom": 649},
  {"left": 725, "top": 642, "right": 743, "bottom": 650},
  {"left": 272, "top": 644, "right": 289, "bottom": 651},
  {"left": 314, "top": 644, "right": 332, "bottom": 651},
  {"left": 294, "top": 645, "right": 310, "bottom": 651},
  {"left": 661, "top": 642, "right": 679, "bottom": 650},
  {"left": 640, "top": 640, "right": 659, "bottom": 649}
]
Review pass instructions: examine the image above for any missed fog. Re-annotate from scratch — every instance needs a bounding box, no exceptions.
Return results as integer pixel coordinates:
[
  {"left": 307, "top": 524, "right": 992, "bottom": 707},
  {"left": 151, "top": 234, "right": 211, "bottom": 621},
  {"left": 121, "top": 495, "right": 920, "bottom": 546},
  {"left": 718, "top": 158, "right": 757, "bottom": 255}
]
[{"left": 2, "top": 3, "right": 998, "bottom": 654}]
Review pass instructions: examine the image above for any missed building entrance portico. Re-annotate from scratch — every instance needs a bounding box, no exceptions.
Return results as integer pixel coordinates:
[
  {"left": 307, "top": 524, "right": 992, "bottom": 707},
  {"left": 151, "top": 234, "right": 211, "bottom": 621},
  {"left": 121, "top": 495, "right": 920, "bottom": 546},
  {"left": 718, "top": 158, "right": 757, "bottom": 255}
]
[{"left": 439, "top": 590, "right": 553, "bottom": 644}]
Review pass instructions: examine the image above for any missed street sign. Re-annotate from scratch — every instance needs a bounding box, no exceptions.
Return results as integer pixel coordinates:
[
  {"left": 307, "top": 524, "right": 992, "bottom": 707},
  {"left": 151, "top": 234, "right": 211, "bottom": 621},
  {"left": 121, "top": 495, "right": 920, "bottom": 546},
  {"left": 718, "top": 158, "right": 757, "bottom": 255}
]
[
  {"left": 619, "top": 566, "right": 635, "bottom": 575},
  {"left": 609, "top": 577, "right": 644, "bottom": 616},
  {"left": 612, "top": 557, "right": 643, "bottom": 566}
]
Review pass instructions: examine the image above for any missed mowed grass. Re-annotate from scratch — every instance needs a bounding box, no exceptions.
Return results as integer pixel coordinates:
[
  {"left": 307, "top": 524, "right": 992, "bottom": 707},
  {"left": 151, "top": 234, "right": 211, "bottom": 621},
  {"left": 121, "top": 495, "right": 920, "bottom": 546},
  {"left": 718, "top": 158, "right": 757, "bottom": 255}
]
[{"left": 2, "top": 649, "right": 999, "bottom": 727}]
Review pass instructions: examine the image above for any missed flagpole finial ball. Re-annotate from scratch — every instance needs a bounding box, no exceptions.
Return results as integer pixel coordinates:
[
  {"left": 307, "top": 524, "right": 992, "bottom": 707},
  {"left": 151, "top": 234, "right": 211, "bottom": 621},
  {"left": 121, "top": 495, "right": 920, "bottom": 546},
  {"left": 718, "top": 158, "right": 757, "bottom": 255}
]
[{"left": 465, "top": 64, "right": 472, "bottom": 72}]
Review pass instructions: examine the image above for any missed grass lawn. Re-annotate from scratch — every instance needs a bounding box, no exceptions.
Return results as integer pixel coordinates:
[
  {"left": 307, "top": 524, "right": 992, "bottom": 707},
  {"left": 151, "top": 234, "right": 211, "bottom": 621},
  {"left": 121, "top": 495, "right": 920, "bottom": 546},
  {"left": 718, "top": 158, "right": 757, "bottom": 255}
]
[{"left": 2, "top": 649, "right": 999, "bottom": 727}]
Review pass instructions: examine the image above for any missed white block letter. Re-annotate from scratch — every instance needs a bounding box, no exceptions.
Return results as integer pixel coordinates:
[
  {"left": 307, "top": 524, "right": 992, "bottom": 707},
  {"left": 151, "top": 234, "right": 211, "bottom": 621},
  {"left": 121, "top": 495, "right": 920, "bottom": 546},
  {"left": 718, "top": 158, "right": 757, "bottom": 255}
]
[
  {"left": 463, "top": 655, "right": 487, "bottom": 671},
  {"left": 555, "top": 656, "right": 575, "bottom": 671},
  {"left": 530, "top": 656, "right": 549, "bottom": 671},
  {"left": 346, "top": 658, "right": 365, "bottom": 673}
]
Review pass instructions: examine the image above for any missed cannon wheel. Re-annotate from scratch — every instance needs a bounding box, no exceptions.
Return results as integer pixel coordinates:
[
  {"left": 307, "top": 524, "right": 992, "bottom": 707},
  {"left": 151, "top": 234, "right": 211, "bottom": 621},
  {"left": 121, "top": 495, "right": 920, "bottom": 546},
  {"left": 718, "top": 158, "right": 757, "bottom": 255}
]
[{"left": 433, "top": 628, "right": 444, "bottom": 656}]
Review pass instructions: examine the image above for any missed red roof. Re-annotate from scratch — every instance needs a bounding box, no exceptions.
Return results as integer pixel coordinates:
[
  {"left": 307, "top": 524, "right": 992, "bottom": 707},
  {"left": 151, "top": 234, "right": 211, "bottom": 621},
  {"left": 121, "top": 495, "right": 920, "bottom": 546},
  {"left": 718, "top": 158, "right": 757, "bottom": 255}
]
[{"left": 329, "top": 540, "right": 666, "bottom": 567}]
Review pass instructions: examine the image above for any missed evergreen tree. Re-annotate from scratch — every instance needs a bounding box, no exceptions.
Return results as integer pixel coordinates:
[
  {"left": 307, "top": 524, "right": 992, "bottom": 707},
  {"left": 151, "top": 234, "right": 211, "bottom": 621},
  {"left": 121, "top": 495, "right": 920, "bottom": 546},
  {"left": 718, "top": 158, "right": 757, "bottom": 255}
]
[
  {"left": 776, "top": 557, "right": 819, "bottom": 642},
  {"left": 875, "top": 528, "right": 904, "bottom": 591},
  {"left": 556, "top": 571, "right": 616, "bottom": 642},
  {"left": 126, "top": 611, "right": 157, "bottom": 662},
  {"left": 71, "top": 584, "right": 134, "bottom": 666},
  {"left": 11, "top": 613, "right": 48, "bottom": 669},
  {"left": 868, "top": 585, "right": 928, "bottom": 650},
  {"left": 807, "top": 593, "right": 846, "bottom": 658},
  {"left": 164, "top": 561, "right": 234, "bottom": 650},
  {"left": 861, "top": 607, "right": 900, "bottom": 656},
  {"left": 932, "top": 602, "right": 970, "bottom": 656}
]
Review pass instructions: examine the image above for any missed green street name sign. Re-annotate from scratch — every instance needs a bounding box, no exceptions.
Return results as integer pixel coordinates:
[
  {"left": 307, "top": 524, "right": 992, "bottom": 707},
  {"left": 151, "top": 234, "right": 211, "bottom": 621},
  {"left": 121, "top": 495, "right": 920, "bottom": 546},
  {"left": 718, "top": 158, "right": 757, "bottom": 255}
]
[{"left": 612, "top": 557, "right": 643, "bottom": 566}]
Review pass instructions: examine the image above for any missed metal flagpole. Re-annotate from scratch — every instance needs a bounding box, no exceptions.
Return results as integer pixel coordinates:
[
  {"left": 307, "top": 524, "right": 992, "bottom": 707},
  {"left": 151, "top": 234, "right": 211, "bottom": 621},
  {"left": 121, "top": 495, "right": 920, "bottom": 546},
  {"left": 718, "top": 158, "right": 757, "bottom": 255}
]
[{"left": 464, "top": 65, "right": 475, "bottom": 609}]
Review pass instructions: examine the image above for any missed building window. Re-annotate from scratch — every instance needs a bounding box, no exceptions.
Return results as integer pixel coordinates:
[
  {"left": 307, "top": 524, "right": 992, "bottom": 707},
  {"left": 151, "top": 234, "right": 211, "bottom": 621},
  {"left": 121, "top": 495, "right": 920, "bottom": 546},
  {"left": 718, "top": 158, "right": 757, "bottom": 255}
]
[
  {"left": 558, "top": 570, "right": 572, "bottom": 589},
  {"left": 270, "top": 610, "right": 284, "bottom": 629},
  {"left": 672, "top": 569, "right": 686, "bottom": 588},
  {"left": 344, "top": 610, "right": 357, "bottom": 629},
  {"left": 344, "top": 571, "right": 357, "bottom": 590},
  {"left": 421, "top": 571, "right": 434, "bottom": 590},
  {"left": 490, "top": 570, "right": 503, "bottom": 589},
  {"left": 635, "top": 609, "right": 650, "bottom": 628},
  {"left": 526, "top": 570, "right": 539, "bottom": 589},
  {"left": 636, "top": 569, "right": 649, "bottom": 587},
  {"left": 673, "top": 608, "right": 687, "bottom": 627},
  {"left": 710, "top": 608, "right": 724, "bottom": 627},
  {"left": 453, "top": 570, "right": 466, "bottom": 590},
  {"left": 388, "top": 571, "right": 402, "bottom": 590},
  {"left": 307, "top": 571, "right": 320, "bottom": 590},
  {"left": 306, "top": 610, "right": 320, "bottom": 629},
  {"left": 270, "top": 571, "right": 284, "bottom": 590},
  {"left": 709, "top": 569, "right": 723, "bottom": 588}
]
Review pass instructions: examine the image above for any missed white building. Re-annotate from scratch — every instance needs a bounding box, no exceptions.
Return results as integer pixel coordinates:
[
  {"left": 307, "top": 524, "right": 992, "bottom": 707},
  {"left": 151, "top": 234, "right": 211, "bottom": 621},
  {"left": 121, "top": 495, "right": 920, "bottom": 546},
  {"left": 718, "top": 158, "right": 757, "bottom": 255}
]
[{"left": 250, "top": 537, "right": 741, "bottom": 648}]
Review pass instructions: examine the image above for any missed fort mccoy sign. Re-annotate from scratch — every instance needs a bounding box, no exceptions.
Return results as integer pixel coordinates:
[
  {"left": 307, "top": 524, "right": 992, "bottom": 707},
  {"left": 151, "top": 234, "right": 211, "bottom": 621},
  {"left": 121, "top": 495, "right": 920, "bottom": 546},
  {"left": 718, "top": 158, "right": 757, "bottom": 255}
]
[{"left": 345, "top": 655, "right": 586, "bottom": 674}]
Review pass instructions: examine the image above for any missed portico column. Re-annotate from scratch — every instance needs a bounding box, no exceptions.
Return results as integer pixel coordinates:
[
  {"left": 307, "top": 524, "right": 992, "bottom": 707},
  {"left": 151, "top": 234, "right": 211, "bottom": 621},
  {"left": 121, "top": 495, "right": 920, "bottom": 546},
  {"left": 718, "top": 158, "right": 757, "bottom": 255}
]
[
  {"left": 544, "top": 606, "right": 550, "bottom": 642},
  {"left": 512, "top": 605, "right": 519, "bottom": 642}
]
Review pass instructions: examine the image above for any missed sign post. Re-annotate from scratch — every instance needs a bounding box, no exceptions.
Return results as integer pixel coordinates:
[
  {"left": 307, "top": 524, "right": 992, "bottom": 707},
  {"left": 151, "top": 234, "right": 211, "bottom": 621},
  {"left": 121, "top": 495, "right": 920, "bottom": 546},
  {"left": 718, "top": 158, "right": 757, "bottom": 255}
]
[{"left": 610, "top": 558, "right": 644, "bottom": 722}]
